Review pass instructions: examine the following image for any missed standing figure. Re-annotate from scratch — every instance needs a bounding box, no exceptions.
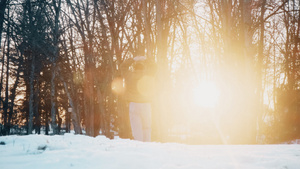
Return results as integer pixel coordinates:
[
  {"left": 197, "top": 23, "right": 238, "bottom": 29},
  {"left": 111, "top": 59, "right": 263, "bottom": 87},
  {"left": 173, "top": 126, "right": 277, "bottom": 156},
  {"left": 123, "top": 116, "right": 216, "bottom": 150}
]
[{"left": 120, "top": 55, "right": 157, "bottom": 142}]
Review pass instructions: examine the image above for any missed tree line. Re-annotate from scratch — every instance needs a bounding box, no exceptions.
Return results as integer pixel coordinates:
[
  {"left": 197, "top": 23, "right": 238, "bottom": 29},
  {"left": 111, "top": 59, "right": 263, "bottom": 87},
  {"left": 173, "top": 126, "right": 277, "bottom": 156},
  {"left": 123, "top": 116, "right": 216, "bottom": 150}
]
[{"left": 0, "top": 0, "right": 299, "bottom": 144}]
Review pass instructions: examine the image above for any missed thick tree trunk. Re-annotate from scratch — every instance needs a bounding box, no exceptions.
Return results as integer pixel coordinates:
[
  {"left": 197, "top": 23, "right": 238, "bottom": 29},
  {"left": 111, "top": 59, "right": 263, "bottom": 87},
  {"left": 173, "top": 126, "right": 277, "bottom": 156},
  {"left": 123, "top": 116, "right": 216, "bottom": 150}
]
[
  {"left": 26, "top": 0, "right": 35, "bottom": 135},
  {"left": 83, "top": 51, "right": 95, "bottom": 136},
  {"left": 89, "top": 76, "right": 95, "bottom": 136},
  {"left": 50, "top": 0, "right": 61, "bottom": 135}
]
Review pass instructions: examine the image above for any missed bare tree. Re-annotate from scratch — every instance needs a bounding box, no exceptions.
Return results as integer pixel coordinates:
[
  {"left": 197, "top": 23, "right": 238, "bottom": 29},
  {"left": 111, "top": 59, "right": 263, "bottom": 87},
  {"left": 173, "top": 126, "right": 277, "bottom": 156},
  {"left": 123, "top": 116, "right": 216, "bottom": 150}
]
[{"left": 0, "top": 0, "right": 8, "bottom": 50}]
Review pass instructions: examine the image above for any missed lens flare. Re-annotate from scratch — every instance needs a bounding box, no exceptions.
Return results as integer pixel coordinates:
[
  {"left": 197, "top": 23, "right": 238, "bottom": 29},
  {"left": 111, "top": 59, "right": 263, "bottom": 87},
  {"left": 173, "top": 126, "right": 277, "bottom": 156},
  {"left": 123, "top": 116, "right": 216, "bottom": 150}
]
[
  {"left": 111, "top": 77, "right": 125, "bottom": 94},
  {"left": 193, "top": 81, "right": 220, "bottom": 108}
]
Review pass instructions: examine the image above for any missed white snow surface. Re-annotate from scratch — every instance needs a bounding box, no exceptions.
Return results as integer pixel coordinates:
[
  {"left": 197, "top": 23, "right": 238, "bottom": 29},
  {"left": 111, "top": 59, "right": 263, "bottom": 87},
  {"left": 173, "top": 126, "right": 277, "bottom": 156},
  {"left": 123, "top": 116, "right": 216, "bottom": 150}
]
[{"left": 0, "top": 134, "right": 300, "bottom": 169}]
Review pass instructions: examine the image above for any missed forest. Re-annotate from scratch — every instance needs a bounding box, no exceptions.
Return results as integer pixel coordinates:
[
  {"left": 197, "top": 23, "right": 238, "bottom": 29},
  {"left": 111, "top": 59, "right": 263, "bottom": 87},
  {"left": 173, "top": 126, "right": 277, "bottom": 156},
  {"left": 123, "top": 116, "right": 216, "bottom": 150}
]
[{"left": 0, "top": 0, "right": 299, "bottom": 144}]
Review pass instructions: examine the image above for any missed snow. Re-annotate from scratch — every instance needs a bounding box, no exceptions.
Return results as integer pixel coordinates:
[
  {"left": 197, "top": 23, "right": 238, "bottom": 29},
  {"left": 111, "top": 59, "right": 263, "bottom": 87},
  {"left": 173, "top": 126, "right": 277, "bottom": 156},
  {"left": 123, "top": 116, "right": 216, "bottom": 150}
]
[{"left": 0, "top": 134, "right": 300, "bottom": 169}]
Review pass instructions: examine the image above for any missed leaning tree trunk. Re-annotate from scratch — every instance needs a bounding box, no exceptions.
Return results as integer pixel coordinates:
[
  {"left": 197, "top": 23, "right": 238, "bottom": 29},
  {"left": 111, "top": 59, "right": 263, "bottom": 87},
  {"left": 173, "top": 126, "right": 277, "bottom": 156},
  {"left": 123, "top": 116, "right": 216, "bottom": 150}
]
[{"left": 62, "top": 81, "right": 82, "bottom": 134}]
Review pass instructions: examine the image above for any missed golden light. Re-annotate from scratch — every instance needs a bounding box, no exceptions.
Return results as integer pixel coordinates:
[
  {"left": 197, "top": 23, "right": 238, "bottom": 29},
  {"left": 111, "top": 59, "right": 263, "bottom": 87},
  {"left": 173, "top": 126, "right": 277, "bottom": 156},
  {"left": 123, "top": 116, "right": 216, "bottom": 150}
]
[
  {"left": 73, "top": 72, "right": 83, "bottom": 85},
  {"left": 192, "top": 81, "right": 220, "bottom": 108},
  {"left": 137, "top": 75, "right": 155, "bottom": 97},
  {"left": 111, "top": 77, "right": 125, "bottom": 94}
]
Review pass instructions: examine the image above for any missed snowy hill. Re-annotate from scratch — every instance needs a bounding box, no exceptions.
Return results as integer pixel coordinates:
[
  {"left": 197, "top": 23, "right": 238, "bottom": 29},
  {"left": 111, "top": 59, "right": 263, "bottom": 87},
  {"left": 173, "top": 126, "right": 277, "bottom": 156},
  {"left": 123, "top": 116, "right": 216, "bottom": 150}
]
[{"left": 0, "top": 134, "right": 300, "bottom": 169}]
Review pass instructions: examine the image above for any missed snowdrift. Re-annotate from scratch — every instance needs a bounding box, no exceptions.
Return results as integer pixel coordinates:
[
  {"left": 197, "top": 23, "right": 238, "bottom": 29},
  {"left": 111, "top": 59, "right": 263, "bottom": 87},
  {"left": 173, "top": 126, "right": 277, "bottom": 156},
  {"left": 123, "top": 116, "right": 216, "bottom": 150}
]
[{"left": 0, "top": 134, "right": 300, "bottom": 169}]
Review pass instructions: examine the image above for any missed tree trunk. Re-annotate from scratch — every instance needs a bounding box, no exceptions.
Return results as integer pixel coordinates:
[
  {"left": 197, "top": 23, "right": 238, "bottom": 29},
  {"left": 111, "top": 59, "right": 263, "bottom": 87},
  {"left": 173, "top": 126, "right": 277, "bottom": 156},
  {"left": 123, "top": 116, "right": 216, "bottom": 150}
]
[
  {"left": 257, "top": 0, "right": 266, "bottom": 141},
  {"left": 143, "top": 0, "right": 152, "bottom": 58},
  {"left": 62, "top": 81, "right": 82, "bottom": 134},
  {"left": 83, "top": 47, "right": 95, "bottom": 136},
  {"left": 50, "top": 60, "right": 58, "bottom": 134},
  {"left": 28, "top": 53, "right": 35, "bottom": 134},
  {"left": 0, "top": 41, "right": 5, "bottom": 107},
  {"left": 242, "top": 0, "right": 256, "bottom": 144},
  {"left": 3, "top": 14, "right": 10, "bottom": 135},
  {"left": 57, "top": 110, "right": 62, "bottom": 134},
  {"left": 8, "top": 54, "right": 23, "bottom": 135},
  {"left": 0, "top": 0, "right": 8, "bottom": 50},
  {"left": 65, "top": 105, "right": 70, "bottom": 133},
  {"left": 89, "top": 78, "right": 95, "bottom": 136},
  {"left": 155, "top": 0, "right": 170, "bottom": 142},
  {"left": 34, "top": 79, "right": 40, "bottom": 134},
  {"left": 26, "top": 0, "right": 35, "bottom": 135},
  {"left": 45, "top": 110, "right": 49, "bottom": 135},
  {"left": 50, "top": 0, "right": 62, "bottom": 135}
]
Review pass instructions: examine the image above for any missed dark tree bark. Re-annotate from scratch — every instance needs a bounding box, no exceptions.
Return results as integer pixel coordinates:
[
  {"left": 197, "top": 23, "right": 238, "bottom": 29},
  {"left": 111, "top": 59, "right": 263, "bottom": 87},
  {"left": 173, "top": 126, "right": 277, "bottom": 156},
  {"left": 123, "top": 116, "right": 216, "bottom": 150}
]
[
  {"left": 28, "top": 52, "right": 35, "bottom": 134},
  {"left": 49, "top": 0, "right": 62, "bottom": 135},
  {"left": 0, "top": 0, "right": 8, "bottom": 49},
  {"left": 34, "top": 79, "right": 41, "bottom": 134},
  {"left": 3, "top": 8, "right": 10, "bottom": 135}
]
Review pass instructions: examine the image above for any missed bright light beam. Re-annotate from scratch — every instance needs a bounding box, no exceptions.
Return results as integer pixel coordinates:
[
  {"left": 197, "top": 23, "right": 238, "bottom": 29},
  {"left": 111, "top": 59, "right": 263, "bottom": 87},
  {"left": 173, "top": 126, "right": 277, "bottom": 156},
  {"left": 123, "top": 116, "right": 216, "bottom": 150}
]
[{"left": 193, "top": 81, "right": 220, "bottom": 108}]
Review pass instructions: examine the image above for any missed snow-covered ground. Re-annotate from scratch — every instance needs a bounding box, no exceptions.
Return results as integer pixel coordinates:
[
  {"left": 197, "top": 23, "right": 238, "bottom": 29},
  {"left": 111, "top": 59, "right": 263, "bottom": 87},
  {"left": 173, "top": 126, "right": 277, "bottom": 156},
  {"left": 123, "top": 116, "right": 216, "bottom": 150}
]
[{"left": 0, "top": 134, "right": 300, "bottom": 169}]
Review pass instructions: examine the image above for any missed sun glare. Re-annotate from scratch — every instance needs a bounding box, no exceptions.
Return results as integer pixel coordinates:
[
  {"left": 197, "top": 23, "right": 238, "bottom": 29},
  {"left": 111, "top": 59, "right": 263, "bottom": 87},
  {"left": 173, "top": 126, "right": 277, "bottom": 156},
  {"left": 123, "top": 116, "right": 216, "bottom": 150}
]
[{"left": 193, "top": 81, "right": 220, "bottom": 108}]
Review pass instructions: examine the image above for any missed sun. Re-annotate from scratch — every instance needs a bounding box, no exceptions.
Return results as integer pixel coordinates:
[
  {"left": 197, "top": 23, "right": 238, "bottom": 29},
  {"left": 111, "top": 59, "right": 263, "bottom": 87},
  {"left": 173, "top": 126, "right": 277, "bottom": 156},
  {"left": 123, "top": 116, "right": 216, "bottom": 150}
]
[{"left": 193, "top": 81, "right": 220, "bottom": 108}]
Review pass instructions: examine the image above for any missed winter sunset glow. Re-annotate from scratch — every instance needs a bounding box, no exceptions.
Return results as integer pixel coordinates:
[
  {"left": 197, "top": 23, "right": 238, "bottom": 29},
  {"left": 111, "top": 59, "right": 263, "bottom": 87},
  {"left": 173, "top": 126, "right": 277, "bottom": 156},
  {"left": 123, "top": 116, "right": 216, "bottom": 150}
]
[{"left": 192, "top": 81, "right": 220, "bottom": 108}]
